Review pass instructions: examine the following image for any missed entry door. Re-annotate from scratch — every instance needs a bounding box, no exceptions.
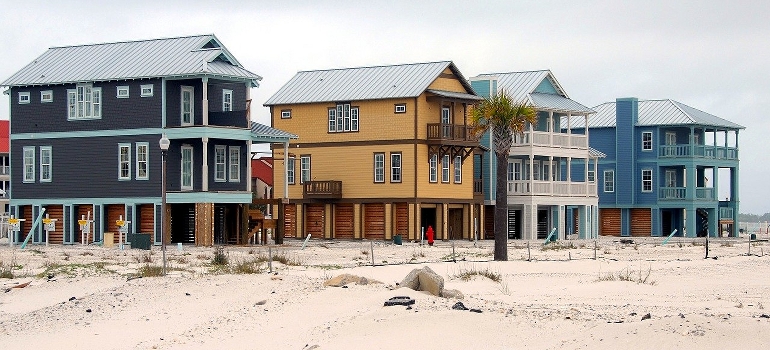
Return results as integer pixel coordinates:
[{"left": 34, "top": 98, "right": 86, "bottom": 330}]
[
  {"left": 537, "top": 209, "right": 549, "bottom": 239},
  {"left": 447, "top": 209, "right": 463, "bottom": 239},
  {"left": 665, "top": 170, "right": 676, "bottom": 187},
  {"left": 441, "top": 107, "right": 451, "bottom": 137}
]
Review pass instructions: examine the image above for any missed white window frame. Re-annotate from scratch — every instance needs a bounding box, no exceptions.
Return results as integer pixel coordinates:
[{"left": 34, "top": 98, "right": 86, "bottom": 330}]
[
  {"left": 40, "top": 146, "right": 52, "bottom": 182},
  {"left": 300, "top": 156, "right": 311, "bottom": 184},
  {"left": 40, "top": 90, "right": 53, "bottom": 103},
  {"left": 374, "top": 153, "right": 385, "bottom": 183},
  {"left": 666, "top": 169, "right": 677, "bottom": 188},
  {"left": 391, "top": 153, "right": 402, "bottom": 183},
  {"left": 330, "top": 104, "right": 359, "bottom": 132},
  {"left": 281, "top": 109, "right": 291, "bottom": 119},
  {"left": 395, "top": 104, "right": 406, "bottom": 113},
  {"left": 140, "top": 84, "right": 154, "bottom": 97},
  {"left": 588, "top": 169, "right": 595, "bottom": 183},
  {"left": 604, "top": 170, "right": 615, "bottom": 193},
  {"left": 181, "top": 145, "right": 193, "bottom": 190},
  {"left": 429, "top": 154, "right": 437, "bottom": 183},
  {"left": 67, "top": 84, "right": 101, "bottom": 120},
  {"left": 642, "top": 169, "right": 653, "bottom": 193},
  {"left": 118, "top": 144, "right": 131, "bottom": 180},
  {"left": 181, "top": 86, "right": 194, "bottom": 126},
  {"left": 454, "top": 156, "right": 462, "bottom": 183},
  {"left": 328, "top": 108, "right": 337, "bottom": 132},
  {"left": 287, "top": 156, "right": 295, "bottom": 184},
  {"left": 642, "top": 131, "right": 652, "bottom": 151},
  {"left": 441, "top": 155, "right": 450, "bottom": 183},
  {"left": 665, "top": 132, "right": 677, "bottom": 145},
  {"left": 222, "top": 89, "right": 233, "bottom": 112},
  {"left": 135, "top": 143, "right": 148, "bottom": 180},
  {"left": 228, "top": 146, "right": 241, "bottom": 182},
  {"left": 18, "top": 92, "right": 30, "bottom": 104},
  {"left": 117, "top": 86, "right": 130, "bottom": 98},
  {"left": 214, "top": 145, "right": 226, "bottom": 182},
  {"left": 23, "top": 146, "right": 35, "bottom": 183}
]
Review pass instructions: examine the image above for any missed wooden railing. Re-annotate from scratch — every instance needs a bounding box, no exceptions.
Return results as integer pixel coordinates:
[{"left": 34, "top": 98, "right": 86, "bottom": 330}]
[
  {"left": 426, "top": 124, "right": 479, "bottom": 143},
  {"left": 473, "top": 179, "right": 484, "bottom": 196},
  {"left": 303, "top": 181, "right": 342, "bottom": 199}
]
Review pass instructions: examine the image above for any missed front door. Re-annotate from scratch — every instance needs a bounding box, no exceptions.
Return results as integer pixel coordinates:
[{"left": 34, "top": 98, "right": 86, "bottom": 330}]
[
  {"left": 441, "top": 107, "right": 451, "bottom": 138},
  {"left": 537, "top": 209, "right": 549, "bottom": 239}
]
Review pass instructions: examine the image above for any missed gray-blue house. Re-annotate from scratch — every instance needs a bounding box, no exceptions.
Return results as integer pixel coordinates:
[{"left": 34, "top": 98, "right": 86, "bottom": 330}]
[
  {"left": 1, "top": 34, "right": 295, "bottom": 246},
  {"left": 570, "top": 97, "right": 743, "bottom": 237}
]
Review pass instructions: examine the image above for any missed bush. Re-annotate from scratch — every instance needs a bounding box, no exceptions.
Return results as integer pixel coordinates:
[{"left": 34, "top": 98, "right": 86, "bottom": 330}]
[{"left": 212, "top": 246, "right": 229, "bottom": 266}]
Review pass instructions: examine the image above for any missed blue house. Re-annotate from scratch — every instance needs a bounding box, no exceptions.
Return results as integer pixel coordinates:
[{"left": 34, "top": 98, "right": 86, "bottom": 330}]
[
  {"left": 1, "top": 34, "right": 295, "bottom": 246},
  {"left": 571, "top": 97, "right": 744, "bottom": 237},
  {"left": 470, "top": 71, "right": 602, "bottom": 240}
]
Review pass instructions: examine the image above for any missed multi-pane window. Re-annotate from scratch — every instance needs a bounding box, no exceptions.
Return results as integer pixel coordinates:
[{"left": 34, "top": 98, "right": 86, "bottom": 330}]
[
  {"left": 604, "top": 170, "right": 615, "bottom": 193},
  {"left": 429, "top": 154, "right": 437, "bottom": 183},
  {"left": 642, "top": 132, "right": 652, "bottom": 151},
  {"left": 140, "top": 84, "right": 153, "bottom": 97},
  {"left": 281, "top": 110, "right": 291, "bottom": 119},
  {"left": 68, "top": 84, "right": 101, "bottom": 119},
  {"left": 18, "top": 92, "right": 30, "bottom": 104},
  {"left": 40, "top": 90, "right": 53, "bottom": 103},
  {"left": 374, "top": 153, "right": 385, "bottom": 183},
  {"left": 229, "top": 146, "right": 240, "bottom": 182},
  {"left": 181, "top": 86, "right": 194, "bottom": 125},
  {"left": 588, "top": 169, "right": 595, "bottom": 182},
  {"left": 454, "top": 156, "right": 462, "bottom": 183},
  {"left": 214, "top": 146, "right": 226, "bottom": 181},
  {"left": 222, "top": 89, "right": 233, "bottom": 111},
  {"left": 395, "top": 104, "right": 406, "bottom": 113},
  {"left": 23, "top": 147, "right": 35, "bottom": 182},
  {"left": 642, "top": 169, "right": 652, "bottom": 192},
  {"left": 287, "top": 156, "right": 295, "bottom": 184},
  {"left": 40, "top": 147, "right": 52, "bottom": 182},
  {"left": 118, "top": 144, "right": 131, "bottom": 180},
  {"left": 441, "top": 155, "right": 450, "bottom": 183},
  {"left": 117, "top": 86, "right": 129, "bottom": 98},
  {"left": 300, "top": 156, "right": 311, "bottom": 184},
  {"left": 136, "top": 143, "right": 148, "bottom": 180},
  {"left": 507, "top": 161, "right": 515, "bottom": 182},
  {"left": 181, "top": 146, "right": 193, "bottom": 190},
  {"left": 391, "top": 153, "right": 402, "bottom": 183},
  {"left": 329, "top": 103, "right": 359, "bottom": 132}
]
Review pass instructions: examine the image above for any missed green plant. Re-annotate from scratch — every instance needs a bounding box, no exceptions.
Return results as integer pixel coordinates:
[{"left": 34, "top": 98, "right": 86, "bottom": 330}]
[
  {"left": 138, "top": 263, "right": 164, "bottom": 277},
  {"left": 212, "top": 246, "right": 229, "bottom": 266},
  {"left": 596, "top": 266, "right": 656, "bottom": 285},
  {"left": 452, "top": 264, "right": 501, "bottom": 282},
  {"left": 233, "top": 258, "right": 263, "bottom": 274},
  {"left": 271, "top": 252, "right": 304, "bottom": 266},
  {"left": 0, "top": 259, "right": 14, "bottom": 279}
]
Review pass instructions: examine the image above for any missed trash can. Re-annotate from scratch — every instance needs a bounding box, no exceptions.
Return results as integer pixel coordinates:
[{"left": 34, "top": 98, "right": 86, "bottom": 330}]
[
  {"left": 393, "top": 234, "right": 402, "bottom": 245},
  {"left": 103, "top": 232, "right": 115, "bottom": 248},
  {"left": 129, "top": 233, "right": 152, "bottom": 250},
  {"left": 750, "top": 233, "right": 757, "bottom": 241}
]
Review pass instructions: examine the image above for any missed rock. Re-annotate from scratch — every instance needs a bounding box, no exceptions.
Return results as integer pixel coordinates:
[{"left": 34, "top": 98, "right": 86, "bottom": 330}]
[
  {"left": 399, "top": 266, "right": 446, "bottom": 297},
  {"left": 399, "top": 269, "right": 421, "bottom": 290},
  {"left": 86, "top": 309, "right": 92, "bottom": 313},
  {"left": 255, "top": 300, "right": 267, "bottom": 306},
  {"left": 185, "top": 292, "right": 191, "bottom": 296},
  {"left": 384, "top": 296, "right": 415, "bottom": 306},
  {"left": 469, "top": 309, "right": 482, "bottom": 313},
  {"left": 324, "top": 274, "right": 382, "bottom": 287},
  {"left": 760, "top": 314, "right": 770, "bottom": 319},
  {"left": 452, "top": 302, "right": 468, "bottom": 311},
  {"left": 441, "top": 289, "right": 464, "bottom": 300},
  {"left": 641, "top": 313, "right": 651, "bottom": 321},
  {"left": 69, "top": 297, "right": 77, "bottom": 301}
]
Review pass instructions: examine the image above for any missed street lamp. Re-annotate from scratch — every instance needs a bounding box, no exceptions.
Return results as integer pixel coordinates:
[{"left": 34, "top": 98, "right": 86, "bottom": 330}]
[{"left": 159, "top": 134, "right": 170, "bottom": 276}]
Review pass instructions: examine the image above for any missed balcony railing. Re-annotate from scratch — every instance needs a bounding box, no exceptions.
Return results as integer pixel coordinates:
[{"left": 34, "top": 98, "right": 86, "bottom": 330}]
[
  {"left": 0, "top": 166, "right": 8, "bottom": 176},
  {"left": 719, "top": 207, "right": 734, "bottom": 220},
  {"left": 426, "top": 124, "right": 479, "bottom": 144},
  {"left": 659, "top": 187, "right": 715, "bottom": 200},
  {"left": 695, "top": 187, "right": 715, "bottom": 200},
  {"left": 208, "top": 110, "right": 249, "bottom": 128},
  {"left": 507, "top": 180, "right": 596, "bottom": 197},
  {"left": 511, "top": 131, "right": 588, "bottom": 150},
  {"left": 473, "top": 179, "right": 484, "bottom": 196},
  {"left": 659, "top": 145, "right": 738, "bottom": 160},
  {"left": 303, "top": 180, "right": 342, "bottom": 199}
]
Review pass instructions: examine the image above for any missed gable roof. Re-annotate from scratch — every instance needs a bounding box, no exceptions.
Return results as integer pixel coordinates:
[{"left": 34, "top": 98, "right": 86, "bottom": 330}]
[
  {"left": 1, "top": 34, "right": 262, "bottom": 87},
  {"left": 0, "top": 120, "right": 8, "bottom": 154},
  {"left": 571, "top": 99, "right": 744, "bottom": 129},
  {"left": 470, "top": 70, "right": 594, "bottom": 114},
  {"left": 251, "top": 157, "right": 273, "bottom": 186},
  {"left": 250, "top": 121, "right": 298, "bottom": 143},
  {"left": 264, "top": 61, "right": 476, "bottom": 105}
]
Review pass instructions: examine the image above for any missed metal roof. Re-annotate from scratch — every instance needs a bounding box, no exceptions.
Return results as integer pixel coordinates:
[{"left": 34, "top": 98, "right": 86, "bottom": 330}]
[
  {"left": 264, "top": 61, "right": 475, "bottom": 105},
  {"left": 1, "top": 34, "right": 262, "bottom": 87},
  {"left": 250, "top": 121, "right": 297, "bottom": 143},
  {"left": 589, "top": 147, "right": 606, "bottom": 158},
  {"left": 426, "top": 89, "right": 483, "bottom": 101},
  {"left": 569, "top": 99, "right": 744, "bottom": 129},
  {"left": 470, "top": 70, "right": 593, "bottom": 114}
]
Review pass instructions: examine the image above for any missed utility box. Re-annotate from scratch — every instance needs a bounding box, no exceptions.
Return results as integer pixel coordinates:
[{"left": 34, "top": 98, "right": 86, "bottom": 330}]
[
  {"left": 129, "top": 233, "right": 152, "bottom": 250},
  {"left": 103, "top": 232, "right": 115, "bottom": 248}
]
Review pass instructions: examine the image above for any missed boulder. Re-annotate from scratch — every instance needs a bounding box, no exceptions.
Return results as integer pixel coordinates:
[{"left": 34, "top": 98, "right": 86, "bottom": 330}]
[
  {"left": 441, "top": 288, "right": 464, "bottom": 300},
  {"left": 324, "top": 274, "right": 381, "bottom": 287},
  {"left": 400, "top": 266, "right": 444, "bottom": 297}
]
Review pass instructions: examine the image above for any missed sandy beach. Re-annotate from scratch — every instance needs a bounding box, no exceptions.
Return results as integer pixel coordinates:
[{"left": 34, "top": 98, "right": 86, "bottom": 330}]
[{"left": 1, "top": 236, "right": 769, "bottom": 350}]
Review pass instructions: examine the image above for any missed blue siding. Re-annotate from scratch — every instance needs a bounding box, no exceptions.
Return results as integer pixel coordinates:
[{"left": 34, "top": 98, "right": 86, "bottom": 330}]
[
  {"left": 615, "top": 98, "right": 637, "bottom": 206},
  {"left": 470, "top": 80, "right": 492, "bottom": 98},
  {"left": 534, "top": 78, "right": 558, "bottom": 94},
  {"left": 637, "top": 126, "right": 657, "bottom": 161},
  {"left": 636, "top": 162, "right": 657, "bottom": 205}
]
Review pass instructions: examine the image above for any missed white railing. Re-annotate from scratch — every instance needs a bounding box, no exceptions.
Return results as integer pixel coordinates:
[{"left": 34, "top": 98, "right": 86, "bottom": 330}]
[
  {"left": 511, "top": 131, "right": 588, "bottom": 150},
  {"left": 507, "top": 180, "right": 597, "bottom": 197}
]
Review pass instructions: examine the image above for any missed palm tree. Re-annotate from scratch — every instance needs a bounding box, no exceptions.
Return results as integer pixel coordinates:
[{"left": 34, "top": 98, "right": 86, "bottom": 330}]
[{"left": 470, "top": 90, "right": 537, "bottom": 261}]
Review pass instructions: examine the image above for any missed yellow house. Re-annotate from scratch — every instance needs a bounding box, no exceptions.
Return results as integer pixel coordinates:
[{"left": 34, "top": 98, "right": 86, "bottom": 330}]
[{"left": 264, "top": 61, "right": 484, "bottom": 241}]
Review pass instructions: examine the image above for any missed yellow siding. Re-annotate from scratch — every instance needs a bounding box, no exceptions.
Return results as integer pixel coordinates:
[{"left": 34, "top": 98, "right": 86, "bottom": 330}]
[{"left": 414, "top": 144, "right": 474, "bottom": 200}]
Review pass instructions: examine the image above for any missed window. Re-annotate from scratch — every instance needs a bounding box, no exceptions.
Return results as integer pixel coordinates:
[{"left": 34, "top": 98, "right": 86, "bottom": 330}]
[
  {"left": 454, "top": 156, "right": 462, "bottom": 183},
  {"left": 40, "top": 147, "right": 52, "bottom": 182},
  {"left": 229, "top": 146, "right": 240, "bottom": 182},
  {"left": 135, "top": 143, "right": 148, "bottom": 180},
  {"left": 222, "top": 89, "right": 233, "bottom": 112},
  {"left": 40, "top": 90, "right": 53, "bottom": 103},
  {"left": 117, "top": 86, "right": 129, "bottom": 98},
  {"left": 23, "top": 147, "right": 35, "bottom": 182},
  {"left": 604, "top": 170, "right": 614, "bottom": 193},
  {"left": 287, "top": 156, "right": 295, "bottom": 184},
  {"left": 328, "top": 104, "right": 359, "bottom": 132},
  {"left": 395, "top": 104, "right": 406, "bottom": 113},
  {"left": 429, "top": 154, "right": 437, "bottom": 183},
  {"left": 181, "top": 86, "right": 194, "bottom": 125},
  {"left": 118, "top": 144, "right": 131, "bottom": 180},
  {"left": 441, "top": 107, "right": 451, "bottom": 137},
  {"left": 214, "top": 146, "right": 226, "bottom": 182},
  {"left": 300, "top": 156, "right": 311, "bottom": 184},
  {"left": 391, "top": 153, "right": 402, "bottom": 183},
  {"left": 181, "top": 146, "right": 193, "bottom": 190},
  {"left": 18, "top": 92, "right": 30, "bottom": 104},
  {"left": 642, "top": 169, "right": 652, "bottom": 192},
  {"left": 642, "top": 132, "right": 652, "bottom": 151},
  {"left": 374, "top": 153, "right": 385, "bottom": 183},
  {"left": 68, "top": 84, "right": 101, "bottom": 119},
  {"left": 588, "top": 169, "right": 595, "bottom": 182},
  {"left": 441, "top": 155, "right": 450, "bottom": 183},
  {"left": 281, "top": 109, "right": 291, "bottom": 119},
  {"left": 141, "top": 84, "right": 153, "bottom": 97},
  {"left": 665, "top": 132, "right": 676, "bottom": 145}
]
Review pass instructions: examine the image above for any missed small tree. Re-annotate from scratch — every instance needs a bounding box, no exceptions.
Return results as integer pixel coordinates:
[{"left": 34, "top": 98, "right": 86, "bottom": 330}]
[{"left": 470, "top": 90, "right": 537, "bottom": 261}]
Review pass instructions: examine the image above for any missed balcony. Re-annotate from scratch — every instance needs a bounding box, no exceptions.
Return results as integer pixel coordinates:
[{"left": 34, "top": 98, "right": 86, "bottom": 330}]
[
  {"left": 427, "top": 124, "right": 479, "bottom": 145},
  {"left": 719, "top": 207, "right": 734, "bottom": 220},
  {"left": 659, "top": 145, "right": 738, "bottom": 160},
  {"left": 473, "top": 179, "right": 484, "bottom": 198},
  {"left": 659, "top": 187, "right": 715, "bottom": 201},
  {"left": 507, "top": 180, "right": 596, "bottom": 197},
  {"left": 511, "top": 131, "right": 588, "bottom": 150},
  {"left": 303, "top": 181, "right": 342, "bottom": 199},
  {"left": 208, "top": 110, "right": 249, "bottom": 128}
]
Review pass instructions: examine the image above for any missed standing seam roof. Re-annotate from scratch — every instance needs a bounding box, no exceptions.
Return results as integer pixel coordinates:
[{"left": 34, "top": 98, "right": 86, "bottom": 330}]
[{"left": 569, "top": 99, "right": 744, "bottom": 129}]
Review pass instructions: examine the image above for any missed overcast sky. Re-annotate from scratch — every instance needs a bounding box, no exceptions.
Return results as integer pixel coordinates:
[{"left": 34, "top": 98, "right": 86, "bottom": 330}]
[{"left": 1, "top": 0, "right": 768, "bottom": 214}]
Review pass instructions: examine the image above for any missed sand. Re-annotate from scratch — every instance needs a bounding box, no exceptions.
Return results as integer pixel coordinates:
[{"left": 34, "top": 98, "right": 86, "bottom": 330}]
[{"left": 1, "top": 236, "right": 769, "bottom": 349}]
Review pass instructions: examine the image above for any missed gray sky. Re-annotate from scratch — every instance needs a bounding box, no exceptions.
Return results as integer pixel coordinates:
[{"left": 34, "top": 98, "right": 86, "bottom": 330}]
[{"left": 1, "top": 0, "right": 768, "bottom": 214}]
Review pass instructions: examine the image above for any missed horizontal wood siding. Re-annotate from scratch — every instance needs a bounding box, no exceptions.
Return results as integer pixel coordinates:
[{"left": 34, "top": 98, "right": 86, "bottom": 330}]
[
  {"left": 484, "top": 205, "right": 494, "bottom": 239},
  {"left": 395, "top": 203, "right": 409, "bottom": 238},
  {"left": 364, "top": 203, "right": 385, "bottom": 240},
  {"left": 600, "top": 208, "right": 622, "bottom": 236},
  {"left": 138, "top": 204, "right": 155, "bottom": 244},
  {"left": 305, "top": 204, "right": 324, "bottom": 238},
  {"left": 283, "top": 204, "right": 296, "bottom": 238},
  {"left": 334, "top": 204, "right": 354, "bottom": 239},
  {"left": 45, "top": 205, "right": 64, "bottom": 244},
  {"left": 77, "top": 205, "right": 94, "bottom": 243},
  {"left": 630, "top": 208, "right": 652, "bottom": 237},
  {"left": 106, "top": 204, "right": 125, "bottom": 244}
]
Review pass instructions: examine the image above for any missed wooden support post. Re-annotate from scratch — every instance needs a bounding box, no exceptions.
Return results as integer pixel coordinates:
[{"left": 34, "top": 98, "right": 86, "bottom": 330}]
[
  {"left": 268, "top": 246, "right": 273, "bottom": 273},
  {"left": 370, "top": 241, "right": 375, "bottom": 267},
  {"left": 527, "top": 241, "right": 531, "bottom": 262}
]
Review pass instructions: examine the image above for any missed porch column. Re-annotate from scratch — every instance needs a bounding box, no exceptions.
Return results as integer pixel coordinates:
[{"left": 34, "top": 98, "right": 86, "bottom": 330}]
[
  {"left": 566, "top": 157, "right": 572, "bottom": 194},
  {"left": 685, "top": 207, "right": 697, "bottom": 238},
  {"left": 566, "top": 113, "right": 572, "bottom": 135},
  {"left": 584, "top": 156, "right": 589, "bottom": 197},
  {"left": 247, "top": 140, "right": 253, "bottom": 193},
  {"left": 689, "top": 126, "right": 695, "bottom": 156},
  {"left": 578, "top": 205, "right": 587, "bottom": 239},
  {"left": 556, "top": 205, "right": 564, "bottom": 240},
  {"left": 549, "top": 156, "right": 554, "bottom": 195},
  {"left": 685, "top": 164, "right": 696, "bottom": 200},
  {"left": 708, "top": 208, "right": 718, "bottom": 238},
  {"left": 283, "top": 142, "right": 289, "bottom": 200},
  {"left": 202, "top": 77, "right": 209, "bottom": 126},
  {"left": 732, "top": 166, "right": 740, "bottom": 237},
  {"left": 202, "top": 137, "right": 209, "bottom": 192},
  {"left": 478, "top": 204, "right": 485, "bottom": 240},
  {"left": 548, "top": 111, "right": 554, "bottom": 146}
]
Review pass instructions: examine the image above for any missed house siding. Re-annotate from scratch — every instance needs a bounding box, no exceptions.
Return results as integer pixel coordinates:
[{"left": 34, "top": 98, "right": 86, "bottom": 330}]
[{"left": 615, "top": 98, "right": 637, "bottom": 206}]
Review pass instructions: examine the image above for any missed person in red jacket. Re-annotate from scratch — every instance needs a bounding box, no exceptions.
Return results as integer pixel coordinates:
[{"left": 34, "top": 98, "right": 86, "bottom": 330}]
[{"left": 426, "top": 225, "right": 435, "bottom": 246}]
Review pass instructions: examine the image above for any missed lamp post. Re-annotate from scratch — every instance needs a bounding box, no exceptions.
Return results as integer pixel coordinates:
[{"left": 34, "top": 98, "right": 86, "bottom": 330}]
[{"left": 159, "top": 134, "right": 170, "bottom": 276}]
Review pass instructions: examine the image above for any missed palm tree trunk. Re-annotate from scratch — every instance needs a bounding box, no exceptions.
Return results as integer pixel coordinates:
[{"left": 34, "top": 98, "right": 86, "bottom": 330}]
[{"left": 494, "top": 150, "right": 508, "bottom": 261}]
